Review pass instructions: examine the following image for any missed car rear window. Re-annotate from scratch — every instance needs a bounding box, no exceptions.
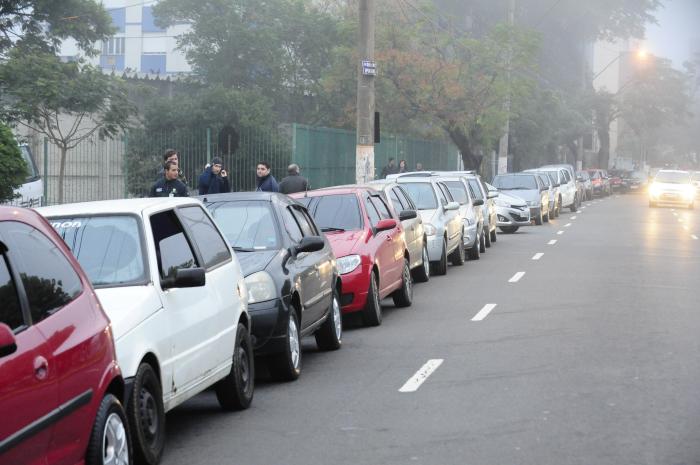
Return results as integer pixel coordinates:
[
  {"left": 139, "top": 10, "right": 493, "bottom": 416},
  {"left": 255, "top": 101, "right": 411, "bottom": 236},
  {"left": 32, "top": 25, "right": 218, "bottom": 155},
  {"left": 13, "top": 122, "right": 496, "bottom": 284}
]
[
  {"left": 493, "top": 175, "right": 537, "bottom": 190},
  {"left": 401, "top": 183, "right": 438, "bottom": 210},
  {"left": 207, "top": 201, "right": 279, "bottom": 251},
  {"left": 310, "top": 194, "right": 363, "bottom": 231},
  {"left": 51, "top": 215, "right": 147, "bottom": 287},
  {"left": 444, "top": 181, "right": 468, "bottom": 204}
]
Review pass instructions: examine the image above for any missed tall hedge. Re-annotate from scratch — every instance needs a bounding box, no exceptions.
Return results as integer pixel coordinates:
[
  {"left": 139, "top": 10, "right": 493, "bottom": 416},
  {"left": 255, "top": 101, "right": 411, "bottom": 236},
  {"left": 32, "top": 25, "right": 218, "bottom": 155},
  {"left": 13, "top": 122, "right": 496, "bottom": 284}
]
[{"left": 0, "top": 124, "right": 27, "bottom": 203}]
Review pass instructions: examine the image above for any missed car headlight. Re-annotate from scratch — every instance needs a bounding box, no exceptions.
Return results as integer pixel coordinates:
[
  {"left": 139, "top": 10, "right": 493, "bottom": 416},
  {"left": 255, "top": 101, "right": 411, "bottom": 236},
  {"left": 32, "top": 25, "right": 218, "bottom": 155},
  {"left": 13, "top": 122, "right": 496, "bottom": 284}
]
[
  {"left": 649, "top": 183, "right": 662, "bottom": 197},
  {"left": 424, "top": 223, "right": 437, "bottom": 236},
  {"left": 337, "top": 254, "right": 362, "bottom": 275},
  {"left": 244, "top": 271, "right": 276, "bottom": 304},
  {"left": 683, "top": 185, "right": 695, "bottom": 198}
]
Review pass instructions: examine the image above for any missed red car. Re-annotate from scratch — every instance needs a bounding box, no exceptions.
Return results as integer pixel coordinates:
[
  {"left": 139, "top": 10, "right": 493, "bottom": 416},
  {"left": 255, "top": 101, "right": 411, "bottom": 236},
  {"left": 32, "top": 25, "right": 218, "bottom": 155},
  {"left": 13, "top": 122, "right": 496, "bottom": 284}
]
[
  {"left": 0, "top": 207, "right": 130, "bottom": 465},
  {"left": 292, "top": 187, "right": 413, "bottom": 326}
]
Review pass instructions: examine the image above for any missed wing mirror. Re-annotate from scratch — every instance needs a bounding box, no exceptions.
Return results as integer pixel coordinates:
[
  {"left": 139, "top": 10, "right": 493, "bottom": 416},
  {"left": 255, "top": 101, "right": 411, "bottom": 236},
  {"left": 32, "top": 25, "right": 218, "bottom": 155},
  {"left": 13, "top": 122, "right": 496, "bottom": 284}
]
[
  {"left": 443, "top": 201, "right": 460, "bottom": 211},
  {"left": 162, "top": 267, "right": 206, "bottom": 290},
  {"left": 295, "top": 236, "right": 325, "bottom": 254},
  {"left": 472, "top": 199, "right": 484, "bottom": 207},
  {"left": 375, "top": 218, "right": 398, "bottom": 232},
  {"left": 399, "top": 210, "right": 417, "bottom": 221},
  {"left": 0, "top": 323, "right": 17, "bottom": 358}
]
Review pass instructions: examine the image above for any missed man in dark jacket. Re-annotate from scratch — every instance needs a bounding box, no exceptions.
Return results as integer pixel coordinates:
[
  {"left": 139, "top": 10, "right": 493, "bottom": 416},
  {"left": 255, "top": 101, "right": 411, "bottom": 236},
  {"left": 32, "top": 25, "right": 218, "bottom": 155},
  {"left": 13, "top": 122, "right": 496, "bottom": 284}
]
[
  {"left": 155, "top": 148, "right": 187, "bottom": 184},
  {"left": 255, "top": 161, "right": 279, "bottom": 192},
  {"left": 380, "top": 157, "right": 399, "bottom": 179},
  {"left": 278, "top": 163, "right": 309, "bottom": 194},
  {"left": 150, "top": 161, "right": 189, "bottom": 197},
  {"left": 198, "top": 157, "right": 230, "bottom": 195}
]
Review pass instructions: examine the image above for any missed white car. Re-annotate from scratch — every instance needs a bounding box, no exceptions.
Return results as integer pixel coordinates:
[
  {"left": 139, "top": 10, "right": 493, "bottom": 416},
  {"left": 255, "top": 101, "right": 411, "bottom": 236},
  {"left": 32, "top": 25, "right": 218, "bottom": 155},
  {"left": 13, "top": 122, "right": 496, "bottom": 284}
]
[
  {"left": 648, "top": 170, "right": 695, "bottom": 209},
  {"left": 39, "top": 198, "right": 252, "bottom": 465},
  {"left": 486, "top": 183, "right": 532, "bottom": 233},
  {"left": 540, "top": 164, "right": 579, "bottom": 212},
  {"left": 440, "top": 175, "right": 485, "bottom": 260}
]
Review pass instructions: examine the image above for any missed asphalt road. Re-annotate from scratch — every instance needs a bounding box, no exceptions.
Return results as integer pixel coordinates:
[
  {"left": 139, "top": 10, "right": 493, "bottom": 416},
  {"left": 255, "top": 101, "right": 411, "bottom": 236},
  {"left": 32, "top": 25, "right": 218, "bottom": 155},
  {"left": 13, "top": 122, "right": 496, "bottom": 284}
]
[{"left": 161, "top": 193, "right": 700, "bottom": 465}]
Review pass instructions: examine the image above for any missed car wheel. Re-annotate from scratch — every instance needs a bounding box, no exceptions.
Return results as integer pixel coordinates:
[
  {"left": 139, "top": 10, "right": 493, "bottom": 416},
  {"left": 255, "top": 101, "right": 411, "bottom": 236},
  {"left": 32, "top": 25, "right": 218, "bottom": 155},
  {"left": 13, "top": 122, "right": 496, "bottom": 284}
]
[
  {"left": 570, "top": 194, "right": 578, "bottom": 212},
  {"left": 430, "top": 238, "right": 448, "bottom": 275},
  {"left": 215, "top": 323, "right": 254, "bottom": 410},
  {"left": 499, "top": 226, "right": 519, "bottom": 234},
  {"left": 490, "top": 228, "right": 497, "bottom": 243},
  {"left": 449, "top": 235, "right": 465, "bottom": 266},
  {"left": 484, "top": 226, "right": 492, "bottom": 248},
  {"left": 468, "top": 231, "right": 481, "bottom": 260},
  {"left": 534, "top": 210, "right": 543, "bottom": 225},
  {"left": 315, "top": 288, "right": 342, "bottom": 350},
  {"left": 269, "top": 311, "right": 302, "bottom": 381},
  {"left": 128, "top": 364, "right": 165, "bottom": 465},
  {"left": 543, "top": 210, "right": 550, "bottom": 223},
  {"left": 363, "top": 271, "right": 382, "bottom": 326},
  {"left": 479, "top": 229, "right": 486, "bottom": 253},
  {"left": 86, "top": 394, "right": 131, "bottom": 465},
  {"left": 393, "top": 258, "right": 414, "bottom": 307},
  {"left": 412, "top": 242, "right": 430, "bottom": 283}
]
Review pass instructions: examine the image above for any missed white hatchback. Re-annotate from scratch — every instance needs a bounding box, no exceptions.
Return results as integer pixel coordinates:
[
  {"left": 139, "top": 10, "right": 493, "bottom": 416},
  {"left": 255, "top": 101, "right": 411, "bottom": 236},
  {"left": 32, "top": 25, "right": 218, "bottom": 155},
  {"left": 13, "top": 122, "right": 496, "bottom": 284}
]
[{"left": 39, "top": 198, "right": 252, "bottom": 465}]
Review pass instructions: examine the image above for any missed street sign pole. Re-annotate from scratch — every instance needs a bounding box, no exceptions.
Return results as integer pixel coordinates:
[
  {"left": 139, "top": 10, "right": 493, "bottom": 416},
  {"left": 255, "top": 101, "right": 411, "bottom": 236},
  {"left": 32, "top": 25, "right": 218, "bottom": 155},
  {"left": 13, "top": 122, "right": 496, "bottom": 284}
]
[{"left": 356, "top": 0, "right": 375, "bottom": 184}]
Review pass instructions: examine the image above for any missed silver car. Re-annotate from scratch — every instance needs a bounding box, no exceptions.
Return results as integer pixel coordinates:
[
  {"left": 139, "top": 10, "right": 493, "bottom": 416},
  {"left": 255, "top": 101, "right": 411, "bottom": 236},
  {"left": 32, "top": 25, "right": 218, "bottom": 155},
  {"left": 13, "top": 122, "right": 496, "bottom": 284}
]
[
  {"left": 441, "top": 175, "right": 485, "bottom": 260},
  {"left": 492, "top": 173, "right": 550, "bottom": 225},
  {"left": 395, "top": 176, "right": 464, "bottom": 275},
  {"left": 485, "top": 183, "right": 531, "bottom": 233}
]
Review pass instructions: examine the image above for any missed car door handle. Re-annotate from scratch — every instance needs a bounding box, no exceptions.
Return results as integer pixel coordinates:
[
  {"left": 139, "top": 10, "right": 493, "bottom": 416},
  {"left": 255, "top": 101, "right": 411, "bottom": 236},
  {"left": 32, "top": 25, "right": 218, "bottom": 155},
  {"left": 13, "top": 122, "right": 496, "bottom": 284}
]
[{"left": 34, "top": 356, "right": 48, "bottom": 381}]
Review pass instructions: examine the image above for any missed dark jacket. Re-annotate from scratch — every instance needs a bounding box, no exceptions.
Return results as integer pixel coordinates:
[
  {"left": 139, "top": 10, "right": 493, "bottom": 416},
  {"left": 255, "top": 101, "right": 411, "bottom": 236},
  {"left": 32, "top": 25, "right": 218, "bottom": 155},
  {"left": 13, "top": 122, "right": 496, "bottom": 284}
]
[
  {"left": 256, "top": 174, "right": 279, "bottom": 192},
  {"left": 278, "top": 173, "right": 308, "bottom": 194},
  {"left": 156, "top": 165, "right": 187, "bottom": 185},
  {"left": 380, "top": 164, "right": 399, "bottom": 179},
  {"left": 150, "top": 178, "right": 189, "bottom": 197},
  {"left": 198, "top": 166, "right": 231, "bottom": 195}
]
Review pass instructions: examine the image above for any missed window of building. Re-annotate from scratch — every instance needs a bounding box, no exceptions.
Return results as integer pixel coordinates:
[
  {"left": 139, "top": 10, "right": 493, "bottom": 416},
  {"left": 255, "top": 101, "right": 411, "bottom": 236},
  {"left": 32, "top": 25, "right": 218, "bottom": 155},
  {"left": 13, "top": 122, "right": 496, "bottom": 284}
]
[
  {"left": 108, "top": 8, "right": 126, "bottom": 33},
  {"left": 141, "top": 54, "right": 167, "bottom": 74},
  {"left": 102, "top": 37, "right": 125, "bottom": 55},
  {"left": 142, "top": 6, "right": 165, "bottom": 33}
]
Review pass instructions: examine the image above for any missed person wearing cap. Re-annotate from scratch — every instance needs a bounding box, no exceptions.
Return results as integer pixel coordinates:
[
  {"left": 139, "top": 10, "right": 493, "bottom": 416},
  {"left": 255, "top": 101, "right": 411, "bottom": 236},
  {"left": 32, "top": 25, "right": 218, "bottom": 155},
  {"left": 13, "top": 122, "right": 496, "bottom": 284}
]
[
  {"left": 198, "top": 157, "right": 230, "bottom": 195},
  {"left": 279, "top": 163, "right": 309, "bottom": 194}
]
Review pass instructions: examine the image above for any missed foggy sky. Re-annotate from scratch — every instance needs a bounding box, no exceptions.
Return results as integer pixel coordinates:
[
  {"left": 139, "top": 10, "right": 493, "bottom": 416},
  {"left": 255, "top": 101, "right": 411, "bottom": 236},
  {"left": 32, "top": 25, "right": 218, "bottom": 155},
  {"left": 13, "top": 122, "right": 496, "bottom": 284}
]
[{"left": 645, "top": 0, "right": 700, "bottom": 67}]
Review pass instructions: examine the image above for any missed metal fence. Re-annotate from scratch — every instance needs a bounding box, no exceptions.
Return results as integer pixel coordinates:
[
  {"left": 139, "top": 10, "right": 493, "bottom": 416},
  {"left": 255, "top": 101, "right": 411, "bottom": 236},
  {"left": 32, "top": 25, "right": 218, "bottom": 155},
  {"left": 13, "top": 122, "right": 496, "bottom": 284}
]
[{"left": 25, "top": 123, "right": 459, "bottom": 205}]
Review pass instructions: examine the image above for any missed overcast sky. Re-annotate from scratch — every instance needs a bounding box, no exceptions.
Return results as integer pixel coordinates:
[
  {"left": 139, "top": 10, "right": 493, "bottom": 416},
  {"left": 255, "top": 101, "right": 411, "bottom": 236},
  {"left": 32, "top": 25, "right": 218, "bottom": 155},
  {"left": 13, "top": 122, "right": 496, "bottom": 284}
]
[{"left": 645, "top": 0, "right": 700, "bottom": 67}]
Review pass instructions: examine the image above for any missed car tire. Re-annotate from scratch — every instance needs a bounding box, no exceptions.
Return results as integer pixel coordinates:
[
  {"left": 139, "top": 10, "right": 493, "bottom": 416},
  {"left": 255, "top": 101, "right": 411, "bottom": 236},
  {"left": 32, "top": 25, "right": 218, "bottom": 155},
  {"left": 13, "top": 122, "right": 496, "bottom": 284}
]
[
  {"left": 484, "top": 226, "right": 492, "bottom": 248},
  {"left": 543, "top": 210, "right": 550, "bottom": 223},
  {"left": 315, "top": 289, "right": 342, "bottom": 350},
  {"left": 215, "top": 323, "right": 254, "bottom": 410},
  {"left": 490, "top": 228, "right": 497, "bottom": 243},
  {"left": 128, "top": 363, "right": 165, "bottom": 465},
  {"left": 393, "top": 258, "right": 414, "bottom": 307},
  {"left": 86, "top": 394, "right": 131, "bottom": 465},
  {"left": 363, "top": 271, "right": 382, "bottom": 326},
  {"left": 570, "top": 194, "right": 578, "bottom": 212},
  {"left": 449, "top": 235, "right": 465, "bottom": 266},
  {"left": 499, "top": 226, "right": 519, "bottom": 234},
  {"left": 412, "top": 242, "right": 430, "bottom": 283},
  {"left": 269, "top": 311, "right": 302, "bottom": 381},
  {"left": 534, "top": 210, "right": 543, "bottom": 225},
  {"left": 479, "top": 229, "right": 486, "bottom": 253},
  {"left": 431, "top": 238, "right": 448, "bottom": 275}
]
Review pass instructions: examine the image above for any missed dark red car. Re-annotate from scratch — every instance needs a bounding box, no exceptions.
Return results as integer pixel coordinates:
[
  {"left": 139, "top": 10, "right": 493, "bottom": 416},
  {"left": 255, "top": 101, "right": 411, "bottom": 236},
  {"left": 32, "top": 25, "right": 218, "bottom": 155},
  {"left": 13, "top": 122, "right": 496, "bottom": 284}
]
[
  {"left": 292, "top": 187, "right": 413, "bottom": 326},
  {"left": 0, "top": 207, "right": 130, "bottom": 465}
]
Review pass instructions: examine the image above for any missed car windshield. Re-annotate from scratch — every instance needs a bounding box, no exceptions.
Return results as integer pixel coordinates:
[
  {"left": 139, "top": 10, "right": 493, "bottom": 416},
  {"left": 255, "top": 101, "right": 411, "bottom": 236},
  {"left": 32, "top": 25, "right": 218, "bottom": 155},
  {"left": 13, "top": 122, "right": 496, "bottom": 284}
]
[
  {"left": 50, "top": 215, "right": 146, "bottom": 287},
  {"left": 311, "top": 194, "right": 363, "bottom": 231},
  {"left": 444, "top": 181, "right": 469, "bottom": 204},
  {"left": 549, "top": 172, "right": 560, "bottom": 183},
  {"left": 655, "top": 171, "right": 691, "bottom": 184},
  {"left": 401, "top": 182, "right": 438, "bottom": 210},
  {"left": 492, "top": 175, "right": 537, "bottom": 190},
  {"left": 207, "top": 201, "right": 279, "bottom": 250}
]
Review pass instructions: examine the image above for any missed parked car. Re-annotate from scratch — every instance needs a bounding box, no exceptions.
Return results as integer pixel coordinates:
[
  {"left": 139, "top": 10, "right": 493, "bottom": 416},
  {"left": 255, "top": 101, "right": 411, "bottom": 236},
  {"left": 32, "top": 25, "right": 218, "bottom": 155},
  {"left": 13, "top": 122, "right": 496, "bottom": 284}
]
[
  {"left": 492, "top": 173, "right": 550, "bottom": 225},
  {"left": 39, "top": 198, "right": 253, "bottom": 465},
  {"left": 485, "top": 183, "right": 531, "bottom": 233},
  {"left": 576, "top": 170, "right": 593, "bottom": 200},
  {"left": 365, "top": 180, "right": 430, "bottom": 281},
  {"left": 608, "top": 169, "right": 627, "bottom": 192},
  {"left": 1, "top": 144, "right": 43, "bottom": 208},
  {"left": 440, "top": 175, "right": 485, "bottom": 259},
  {"left": 586, "top": 169, "right": 611, "bottom": 197},
  {"left": 393, "top": 176, "right": 465, "bottom": 273},
  {"left": 648, "top": 170, "right": 695, "bottom": 209},
  {"left": 201, "top": 192, "right": 341, "bottom": 381},
  {"left": 292, "top": 187, "right": 413, "bottom": 326},
  {"left": 0, "top": 206, "right": 130, "bottom": 465},
  {"left": 540, "top": 163, "right": 580, "bottom": 210},
  {"left": 525, "top": 170, "right": 559, "bottom": 218}
]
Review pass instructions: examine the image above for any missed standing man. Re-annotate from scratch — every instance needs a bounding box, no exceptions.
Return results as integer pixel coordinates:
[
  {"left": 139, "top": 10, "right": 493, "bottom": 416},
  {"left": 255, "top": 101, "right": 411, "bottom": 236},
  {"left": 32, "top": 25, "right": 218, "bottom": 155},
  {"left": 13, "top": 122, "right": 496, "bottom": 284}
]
[
  {"left": 415, "top": 162, "right": 424, "bottom": 171},
  {"left": 156, "top": 148, "right": 187, "bottom": 185},
  {"left": 278, "top": 163, "right": 308, "bottom": 194},
  {"left": 255, "top": 161, "right": 279, "bottom": 192},
  {"left": 150, "top": 161, "right": 188, "bottom": 197},
  {"left": 198, "top": 157, "right": 230, "bottom": 195},
  {"left": 380, "top": 157, "right": 398, "bottom": 179}
]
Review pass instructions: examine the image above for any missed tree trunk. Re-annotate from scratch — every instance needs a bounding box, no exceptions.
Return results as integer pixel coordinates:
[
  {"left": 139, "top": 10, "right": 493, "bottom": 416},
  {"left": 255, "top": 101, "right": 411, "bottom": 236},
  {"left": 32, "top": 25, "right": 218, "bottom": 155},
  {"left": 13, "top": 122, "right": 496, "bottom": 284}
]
[
  {"left": 58, "top": 145, "right": 68, "bottom": 204},
  {"left": 445, "top": 125, "right": 482, "bottom": 171},
  {"left": 597, "top": 125, "right": 610, "bottom": 169}
]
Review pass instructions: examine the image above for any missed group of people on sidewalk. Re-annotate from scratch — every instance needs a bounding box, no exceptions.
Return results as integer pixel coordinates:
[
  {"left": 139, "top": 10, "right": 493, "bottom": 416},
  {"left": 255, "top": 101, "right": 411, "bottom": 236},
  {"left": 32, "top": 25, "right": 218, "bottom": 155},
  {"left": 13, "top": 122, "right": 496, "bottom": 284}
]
[
  {"left": 149, "top": 149, "right": 309, "bottom": 198},
  {"left": 379, "top": 157, "right": 423, "bottom": 179}
]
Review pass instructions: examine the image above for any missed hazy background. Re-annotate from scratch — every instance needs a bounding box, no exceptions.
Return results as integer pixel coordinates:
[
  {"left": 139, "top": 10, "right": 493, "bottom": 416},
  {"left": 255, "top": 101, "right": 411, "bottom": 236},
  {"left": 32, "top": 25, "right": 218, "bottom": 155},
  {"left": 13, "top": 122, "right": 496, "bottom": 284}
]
[{"left": 645, "top": 0, "right": 700, "bottom": 67}]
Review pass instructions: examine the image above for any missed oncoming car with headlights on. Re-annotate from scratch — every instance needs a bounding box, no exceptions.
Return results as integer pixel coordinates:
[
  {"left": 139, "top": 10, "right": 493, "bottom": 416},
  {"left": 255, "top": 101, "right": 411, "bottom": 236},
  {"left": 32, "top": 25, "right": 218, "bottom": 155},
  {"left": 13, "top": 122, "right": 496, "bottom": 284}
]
[{"left": 648, "top": 170, "right": 695, "bottom": 209}]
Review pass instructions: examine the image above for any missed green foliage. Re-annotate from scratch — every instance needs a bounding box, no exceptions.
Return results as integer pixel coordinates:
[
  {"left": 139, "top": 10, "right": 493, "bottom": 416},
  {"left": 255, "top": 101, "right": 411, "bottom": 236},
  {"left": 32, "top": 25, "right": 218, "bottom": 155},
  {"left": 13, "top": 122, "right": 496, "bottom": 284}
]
[
  {"left": 0, "top": 124, "right": 28, "bottom": 203},
  {"left": 0, "top": 0, "right": 113, "bottom": 56}
]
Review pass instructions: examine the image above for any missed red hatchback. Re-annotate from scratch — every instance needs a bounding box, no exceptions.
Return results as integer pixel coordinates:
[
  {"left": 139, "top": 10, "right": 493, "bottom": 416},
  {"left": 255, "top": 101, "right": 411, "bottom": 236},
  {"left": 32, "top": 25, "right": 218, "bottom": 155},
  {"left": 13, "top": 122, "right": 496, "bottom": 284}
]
[
  {"left": 292, "top": 187, "right": 413, "bottom": 326},
  {"left": 0, "top": 207, "right": 130, "bottom": 465}
]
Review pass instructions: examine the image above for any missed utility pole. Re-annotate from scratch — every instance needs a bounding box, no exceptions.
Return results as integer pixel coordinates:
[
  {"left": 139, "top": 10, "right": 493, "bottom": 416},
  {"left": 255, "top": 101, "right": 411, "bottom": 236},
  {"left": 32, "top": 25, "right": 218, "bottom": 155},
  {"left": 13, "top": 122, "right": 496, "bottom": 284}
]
[
  {"left": 497, "top": 0, "right": 515, "bottom": 174},
  {"left": 356, "top": 0, "right": 376, "bottom": 183}
]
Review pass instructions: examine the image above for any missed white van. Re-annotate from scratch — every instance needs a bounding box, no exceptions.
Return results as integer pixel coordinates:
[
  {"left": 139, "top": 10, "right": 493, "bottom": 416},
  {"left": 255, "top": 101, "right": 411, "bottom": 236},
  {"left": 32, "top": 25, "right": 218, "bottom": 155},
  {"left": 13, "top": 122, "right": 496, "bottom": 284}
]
[{"left": 6, "top": 144, "right": 43, "bottom": 207}]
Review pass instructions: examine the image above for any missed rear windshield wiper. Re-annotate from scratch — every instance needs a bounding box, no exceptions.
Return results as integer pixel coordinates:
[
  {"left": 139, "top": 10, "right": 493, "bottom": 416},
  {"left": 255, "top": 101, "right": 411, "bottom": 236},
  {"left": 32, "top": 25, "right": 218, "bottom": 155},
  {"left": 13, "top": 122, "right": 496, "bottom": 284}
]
[{"left": 232, "top": 246, "right": 256, "bottom": 252}]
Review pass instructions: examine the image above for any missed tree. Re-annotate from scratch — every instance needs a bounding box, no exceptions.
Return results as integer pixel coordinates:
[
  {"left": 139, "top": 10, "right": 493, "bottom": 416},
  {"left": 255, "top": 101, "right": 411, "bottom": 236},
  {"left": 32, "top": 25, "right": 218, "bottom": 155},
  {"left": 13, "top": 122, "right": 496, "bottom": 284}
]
[
  {"left": 0, "top": 123, "right": 27, "bottom": 203},
  {"left": 0, "top": 46, "right": 134, "bottom": 204},
  {"left": 0, "top": 0, "right": 113, "bottom": 56}
]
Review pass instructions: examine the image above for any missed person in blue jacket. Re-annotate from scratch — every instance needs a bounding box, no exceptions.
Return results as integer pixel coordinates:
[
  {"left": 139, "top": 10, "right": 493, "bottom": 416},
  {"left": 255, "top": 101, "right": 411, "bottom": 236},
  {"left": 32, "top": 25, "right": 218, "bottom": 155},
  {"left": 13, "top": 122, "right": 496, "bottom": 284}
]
[
  {"left": 255, "top": 161, "right": 279, "bottom": 192},
  {"left": 198, "top": 157, "right": 230, "bottom": 195}
]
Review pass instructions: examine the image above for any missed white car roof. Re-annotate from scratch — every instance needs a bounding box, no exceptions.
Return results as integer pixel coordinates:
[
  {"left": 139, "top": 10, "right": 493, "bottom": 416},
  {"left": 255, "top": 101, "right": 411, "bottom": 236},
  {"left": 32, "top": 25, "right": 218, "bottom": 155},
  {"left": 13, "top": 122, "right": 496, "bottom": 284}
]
[{"left": 37, "top": 197, "right": 203, "bottom": 218}]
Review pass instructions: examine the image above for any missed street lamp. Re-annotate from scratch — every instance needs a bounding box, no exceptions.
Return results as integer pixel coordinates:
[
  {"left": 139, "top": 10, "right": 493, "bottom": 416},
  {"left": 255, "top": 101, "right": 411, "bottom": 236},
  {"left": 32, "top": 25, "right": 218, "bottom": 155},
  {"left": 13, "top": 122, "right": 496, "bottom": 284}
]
[{"left": 592, "top": 49, "right": 649, "bottom": 82}]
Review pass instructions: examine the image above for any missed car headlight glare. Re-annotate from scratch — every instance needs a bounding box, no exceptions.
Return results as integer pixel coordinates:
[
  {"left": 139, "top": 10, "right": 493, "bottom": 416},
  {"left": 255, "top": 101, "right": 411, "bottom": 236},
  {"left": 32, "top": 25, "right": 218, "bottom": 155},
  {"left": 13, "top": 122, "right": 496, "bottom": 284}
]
[
  {"left": 244, "top": 271, "right": 276, "bottom": 304},
  {"left": 337, "top": 254, "right": 362, "bottom": 275},
  {"left": 424, "top": 223, "right": 437, "bottom": 236},
  {"left": 649, "top": 183, "right": 662, "bottom": 197}
]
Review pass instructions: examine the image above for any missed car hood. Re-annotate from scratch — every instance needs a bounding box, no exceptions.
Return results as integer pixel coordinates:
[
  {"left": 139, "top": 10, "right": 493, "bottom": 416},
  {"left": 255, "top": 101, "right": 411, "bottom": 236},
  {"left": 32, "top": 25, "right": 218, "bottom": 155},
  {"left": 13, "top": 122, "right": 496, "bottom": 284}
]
[
  {"left": 235, "top": 250, "right": 279, "bottom": 276},
  {"left": 325, "top": 229, "right": 366, "bottom": 258},
  {"left": 95, "top": 285, "right": 162, "bottom": 341},
  {"left": 417, "top": 208, "right": 439, "bottom": 226},
  {"left": 497, "top": 191, "right": 527, "bottom": 206},
  {"left": 499, "top": 188, "right": 539, "bottom": 203}
]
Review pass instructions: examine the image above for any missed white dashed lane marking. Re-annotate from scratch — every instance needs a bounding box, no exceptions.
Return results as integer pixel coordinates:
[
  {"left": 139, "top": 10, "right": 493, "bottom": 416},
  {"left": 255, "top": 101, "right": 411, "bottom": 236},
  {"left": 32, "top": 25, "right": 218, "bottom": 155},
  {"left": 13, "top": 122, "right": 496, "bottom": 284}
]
[
  {"left": 548, "top": 240, "right": 557, "bottom": 245},
  {"left": 557, "top": 230, "right": 564, "bottom": 235},
  {"left": 532, "top": 253, "right": 544, "bottom": 260},
  {"left": 509, "top": 272, "right": 525, "bottom": 283},
  {"left": 472, "top": 304, "right": 497, "bottom": 322},
  {"left": 399, "top": 359, "right": 444, "bottom": 393}
]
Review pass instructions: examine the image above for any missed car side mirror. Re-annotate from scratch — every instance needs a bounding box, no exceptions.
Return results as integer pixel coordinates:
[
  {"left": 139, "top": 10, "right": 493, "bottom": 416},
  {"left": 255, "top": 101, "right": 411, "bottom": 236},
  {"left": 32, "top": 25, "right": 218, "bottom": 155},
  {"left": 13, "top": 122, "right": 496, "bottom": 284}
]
[
  {"left": 444, "top": 201, "right": 460, "bottom": 211},
  {"left": 472, "top": 199, "right": 484, "bottom": 207},
  {"left": 295, "top": 236, "right": 325, "bottom": 254},
  {"left": 162, "top": 267, "right": 206, "bottom": 290},
  {"left": 375, "top": 218, "right": 398, "bottom": 232},
  {"left": 0, "top": 323, "right": 17, "bottom": 358},
  {"left": 399, "top": 210, "right": 417, "bottom": 221},
  {"left": 487, "top": 191, "right": 498, "bottom": 199}
]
